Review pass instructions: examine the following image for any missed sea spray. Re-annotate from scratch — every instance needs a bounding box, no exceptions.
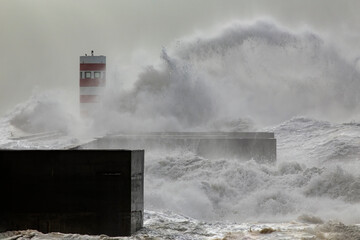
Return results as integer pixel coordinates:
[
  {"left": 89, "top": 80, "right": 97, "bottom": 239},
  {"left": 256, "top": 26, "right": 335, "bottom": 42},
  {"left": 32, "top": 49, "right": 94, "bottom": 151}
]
[
  {"left": 2, "top": 19, "right": 360, "bottom": 226},
  {"left": 5, "top": 19, "right": 360, "bottom": 135},
  {"left": 94, "top": 19, "right": 360, "bottom": 134}
]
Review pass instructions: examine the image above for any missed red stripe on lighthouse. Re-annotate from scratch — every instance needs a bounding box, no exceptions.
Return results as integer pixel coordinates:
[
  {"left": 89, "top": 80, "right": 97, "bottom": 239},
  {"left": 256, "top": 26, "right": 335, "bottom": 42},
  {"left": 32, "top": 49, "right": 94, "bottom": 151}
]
[
  {"left": 80, "top": 64, "right": 106, "bottom": 71},
  {"left": 80, "top": 95, "right": 99, "bottom": 103},
  {"left": 80, "top": 79, "right": 106, "bottom": 87}
]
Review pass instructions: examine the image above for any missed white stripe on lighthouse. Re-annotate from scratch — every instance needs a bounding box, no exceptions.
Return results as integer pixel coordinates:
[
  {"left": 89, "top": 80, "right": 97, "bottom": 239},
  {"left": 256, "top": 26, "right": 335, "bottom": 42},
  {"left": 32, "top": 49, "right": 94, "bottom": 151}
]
[{"left": 80, "top": 87, "right": 104, "bottom": 95}]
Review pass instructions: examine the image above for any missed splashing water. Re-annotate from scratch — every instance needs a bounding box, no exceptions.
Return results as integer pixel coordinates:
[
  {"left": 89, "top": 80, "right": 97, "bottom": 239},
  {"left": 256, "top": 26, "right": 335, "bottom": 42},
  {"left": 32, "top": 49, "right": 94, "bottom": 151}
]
[
  {"left": 5, "top": 19, "right": 360, "bottom": 134},
  {"left": 144, "top": 117, "right": 360, "bottom": 224},
  {"left": 92, "top": 19, "right": 360, "bottom": 134},
  {"left": 100, "top": 19, "right": 360, "bottom": 224},
  {"left": 1, "top": 19, "right": 360, "bottom": 239}
]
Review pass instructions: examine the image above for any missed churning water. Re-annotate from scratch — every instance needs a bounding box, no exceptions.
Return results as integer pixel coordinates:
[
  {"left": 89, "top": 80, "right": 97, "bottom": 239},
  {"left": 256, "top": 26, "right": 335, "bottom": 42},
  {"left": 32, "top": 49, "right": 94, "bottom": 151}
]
[{"left": 2, "top": 19, "right": 360, "bottom": 239}]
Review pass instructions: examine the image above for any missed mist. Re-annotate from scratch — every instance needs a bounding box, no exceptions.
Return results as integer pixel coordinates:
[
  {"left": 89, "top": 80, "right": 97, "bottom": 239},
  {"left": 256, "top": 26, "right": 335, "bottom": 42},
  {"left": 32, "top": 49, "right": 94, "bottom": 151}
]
[
  {"left": 2, "top": 0, "right": 360, "bottom": 121},
  {"left": 3, "top": 17, "right": 360, "bottom": 137},
  {"left": 84, "top": 19, "right": 360, "bottom": 136}
]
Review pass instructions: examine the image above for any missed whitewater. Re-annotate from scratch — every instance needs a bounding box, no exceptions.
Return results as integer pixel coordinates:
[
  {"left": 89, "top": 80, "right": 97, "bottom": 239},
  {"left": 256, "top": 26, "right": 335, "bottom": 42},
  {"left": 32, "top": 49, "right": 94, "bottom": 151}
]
[{"left": 2, "top": 19, "right": 360, "bottom": 239}]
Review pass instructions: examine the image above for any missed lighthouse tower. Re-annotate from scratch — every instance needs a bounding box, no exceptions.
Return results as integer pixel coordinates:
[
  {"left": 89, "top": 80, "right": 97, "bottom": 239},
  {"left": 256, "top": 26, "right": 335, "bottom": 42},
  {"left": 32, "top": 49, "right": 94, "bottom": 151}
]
[{"left": 79, "top": 51, "right": 106, "bottom": 116}]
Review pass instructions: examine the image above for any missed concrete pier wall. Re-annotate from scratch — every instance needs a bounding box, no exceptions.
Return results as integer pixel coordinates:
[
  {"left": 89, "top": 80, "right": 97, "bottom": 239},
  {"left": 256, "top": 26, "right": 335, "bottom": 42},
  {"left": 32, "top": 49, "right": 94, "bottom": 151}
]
[
  {"left": 79, "top": 132, "right": 276, "bottom": 163},
  {"left": 0, "top": 149, "right": 144, "bottom": 236}
]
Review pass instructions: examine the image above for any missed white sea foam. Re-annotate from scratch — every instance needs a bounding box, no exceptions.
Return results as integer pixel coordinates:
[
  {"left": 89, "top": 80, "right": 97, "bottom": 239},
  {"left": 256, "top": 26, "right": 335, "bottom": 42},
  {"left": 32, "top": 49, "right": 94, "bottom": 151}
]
[{"left": 144, "top": 118, "right": 360, "bottom": 224}]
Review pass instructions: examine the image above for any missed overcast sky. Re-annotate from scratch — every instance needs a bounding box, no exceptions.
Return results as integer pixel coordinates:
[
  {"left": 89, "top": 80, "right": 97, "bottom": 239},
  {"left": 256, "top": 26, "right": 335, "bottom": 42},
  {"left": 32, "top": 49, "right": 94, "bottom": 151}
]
[{"left": 1, "top": 0, "right": 360, "bottom": 117}]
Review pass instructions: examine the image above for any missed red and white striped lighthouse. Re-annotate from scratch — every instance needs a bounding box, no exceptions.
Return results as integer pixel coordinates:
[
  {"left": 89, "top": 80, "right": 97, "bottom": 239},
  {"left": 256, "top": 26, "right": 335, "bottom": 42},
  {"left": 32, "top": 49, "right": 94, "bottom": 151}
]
[{"left": 79, "top": 52, "right": 106, "bottom": 116}]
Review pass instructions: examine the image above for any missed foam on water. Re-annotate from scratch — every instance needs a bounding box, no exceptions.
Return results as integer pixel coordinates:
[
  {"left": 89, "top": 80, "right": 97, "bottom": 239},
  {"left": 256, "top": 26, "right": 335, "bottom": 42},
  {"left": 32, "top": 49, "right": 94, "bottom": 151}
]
[
  {"left": 2, "top": 211, "right": 360, "bottom": 239},
  {"left": 144, "top": 118, "right": 360, "bottom": 224}
]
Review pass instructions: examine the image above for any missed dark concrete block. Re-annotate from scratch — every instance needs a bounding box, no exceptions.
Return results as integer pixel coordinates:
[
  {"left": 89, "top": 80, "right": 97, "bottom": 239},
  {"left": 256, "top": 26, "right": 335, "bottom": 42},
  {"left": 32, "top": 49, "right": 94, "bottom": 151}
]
[{"left": 0, "top": 149, "right": 144, "bottom": 236}]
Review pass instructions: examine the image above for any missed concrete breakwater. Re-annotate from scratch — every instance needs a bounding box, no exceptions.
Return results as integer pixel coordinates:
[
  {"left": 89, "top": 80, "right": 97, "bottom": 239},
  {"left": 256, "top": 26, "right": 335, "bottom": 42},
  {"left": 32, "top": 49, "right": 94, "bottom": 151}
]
[
  {"left": 0, "top": 131, "right": 275, "bottom": 237},
  {"left": 79, "top": 132, "right": 276, "bottom": 163}
]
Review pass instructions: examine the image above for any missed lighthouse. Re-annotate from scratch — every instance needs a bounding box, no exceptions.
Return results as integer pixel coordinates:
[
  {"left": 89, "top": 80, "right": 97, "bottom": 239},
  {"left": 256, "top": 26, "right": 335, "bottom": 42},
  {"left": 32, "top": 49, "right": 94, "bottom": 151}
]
[{"left": 79, "top": 51, "right": 106, "bottom": 116}]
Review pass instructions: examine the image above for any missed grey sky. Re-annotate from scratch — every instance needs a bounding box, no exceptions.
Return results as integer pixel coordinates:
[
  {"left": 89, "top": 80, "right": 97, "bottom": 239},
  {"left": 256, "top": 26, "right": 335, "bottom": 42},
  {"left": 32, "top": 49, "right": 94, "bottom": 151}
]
[{"left": 1, "top": 0, "right": 360, "bottom": 116}]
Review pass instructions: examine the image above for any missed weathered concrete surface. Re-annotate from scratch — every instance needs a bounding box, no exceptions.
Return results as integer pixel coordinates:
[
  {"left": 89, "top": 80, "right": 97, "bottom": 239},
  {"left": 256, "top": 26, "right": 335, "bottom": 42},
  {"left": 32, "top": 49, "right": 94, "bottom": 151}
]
[
  {"left": 79, "top": 132, "right": 276, "bottom": 163},
  {"left": 0, "top": 150, "right": 144, "bottom": 236}
]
